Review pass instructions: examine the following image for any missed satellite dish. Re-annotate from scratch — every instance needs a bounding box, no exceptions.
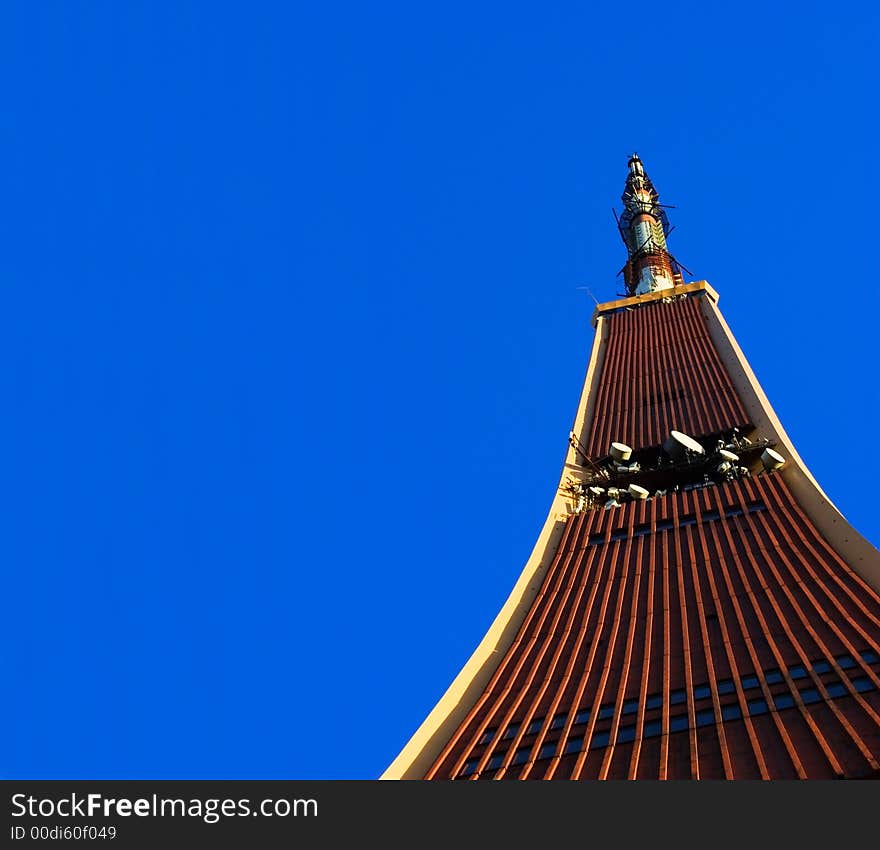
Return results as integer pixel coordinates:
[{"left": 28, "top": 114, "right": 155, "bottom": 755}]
[
  {"left": 761, "top": 448, "right": 786, "bottom": 470},
  {"left": 663, "top": 430, "right": 705, "bottom": 459},
  {"left": 610, "top": 441, "right": 633, "bottom": 462}
]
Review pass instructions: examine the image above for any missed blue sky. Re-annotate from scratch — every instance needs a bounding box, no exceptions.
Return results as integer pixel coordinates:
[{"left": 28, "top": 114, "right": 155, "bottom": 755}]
[{"left": 1, "top": 3, "right": 878, "bottom": 780}]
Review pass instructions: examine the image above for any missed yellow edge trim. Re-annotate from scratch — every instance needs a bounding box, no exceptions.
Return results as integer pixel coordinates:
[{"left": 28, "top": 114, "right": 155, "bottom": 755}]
[{"left": 591, "top": 280, "right": 718, "bottom": 327}]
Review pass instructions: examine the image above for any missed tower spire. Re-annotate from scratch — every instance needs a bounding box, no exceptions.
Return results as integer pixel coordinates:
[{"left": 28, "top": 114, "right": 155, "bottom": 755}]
[{"left": 617, "top": 153, "right": 683, "bottom": 296}]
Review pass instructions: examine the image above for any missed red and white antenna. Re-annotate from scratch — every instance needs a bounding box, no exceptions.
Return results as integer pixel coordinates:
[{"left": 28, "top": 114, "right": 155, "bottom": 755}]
[{"left": 616, "top": 153, "right": 688, "bottom": 296}]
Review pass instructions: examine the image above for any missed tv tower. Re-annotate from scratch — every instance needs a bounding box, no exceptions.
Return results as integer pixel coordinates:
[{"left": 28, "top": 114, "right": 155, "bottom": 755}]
[{"left": 383, "top": 156, "right": 880, "bottom": 780}]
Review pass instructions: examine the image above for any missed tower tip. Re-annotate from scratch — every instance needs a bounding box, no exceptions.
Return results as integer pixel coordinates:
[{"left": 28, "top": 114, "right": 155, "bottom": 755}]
[
  {"left": 618, "top": 154, "right": 681, "bottom": 296},
  {"left": 628, "top": 152, "right": 644, "bottom": 176}
]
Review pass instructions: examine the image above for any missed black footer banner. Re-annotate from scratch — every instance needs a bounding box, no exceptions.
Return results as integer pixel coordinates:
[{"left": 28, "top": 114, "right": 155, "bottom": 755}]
[{"left": 1, "top": 779, "right": 876, "bottom": 848}]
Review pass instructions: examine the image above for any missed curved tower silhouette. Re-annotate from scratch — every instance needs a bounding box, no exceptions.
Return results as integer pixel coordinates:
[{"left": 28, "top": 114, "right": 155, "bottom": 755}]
[{"left": 383, "top": 156, "right": 880, "bottom": 780}]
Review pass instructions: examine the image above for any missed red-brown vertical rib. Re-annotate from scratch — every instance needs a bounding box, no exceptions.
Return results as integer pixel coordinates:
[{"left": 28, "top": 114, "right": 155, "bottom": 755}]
[
  {"left": 716, "top": 482, "right": 842, "bottom": 777},
  {"left": 658, "top": 302, "right": 682, "bottom": 441},
  {"left": 494, "top": 504, "right": 621, "bottom": 778},
  {"left": 602, "top": 310, "right": 628, "bottom": 455},
  {"left": 644, "top": 306, "right": 661, "bottom": 451},
  {"left": 587, "top": 318, "right": 615, "bottom": 455},
  {"left": 700, "top": 500, "right": 771, "bottom": 778},
  {"left": 659, "top": 503, "right": 672, "bottom": 779},
  {"left": 423, "top": 511, "right": 586, "bottom": 779},
  {"left": 652, "top": 304, "right": 676, "bottom": 446},
  {"left": 745, "top": 480, "right": 880, "bottom": 773},
  {"left": 627, "top": 498, "right": 658, "bottom": 778},
  {"left": 672, "top": 493, "right": 699, "bottom": 778},
  {"left": 536, "top": 516, "right": 624, "bottom": 778},
  {"left": 690, "top": 492, "right": 734, "bottom": 778},
  {"left": 763, "top": 475, "right": 880, "bottom": 649},
  {"left": 619, "top": 309, "right": 637, "bottom": 451},
  {"left": 764, "top": 477, "right": 880, "bottom": 687},
  {"left": 678, "top": 298, "right": 744, "bottom": 427},
  {"left": 591, "top": 307, "right": 624, "bottom": 456},
  {"left": 475, "top": 509, "right": 608, "bottom": 778},
  {"left": 597, "top": 506, "right": 646, "bottom": 779},
  {"left": 586, "top": 294, "right": 750, "bottom": 457},
  {"left": 674, "top": 308, "right": 714, "bottom": 440},
  {"left": 550, "top": 511, "right": 624, "bottom": 778},
  {"left": 569, "top": 515, "right": 638, "bottom": 779}
]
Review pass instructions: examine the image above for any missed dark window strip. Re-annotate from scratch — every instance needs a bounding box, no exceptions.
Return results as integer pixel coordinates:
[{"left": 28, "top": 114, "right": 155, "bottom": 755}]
[
  {"left": 501, "top": 723, "right": 520, "bottom": 740},
  {"left": 468, "top": 672, "right": 880, "bottom": 774},
  {"left": 586, "top": 502, "right": 767, "bottom": 546},
  {"left": 468, "top": 650, "right": 880, "bottom": 775}
]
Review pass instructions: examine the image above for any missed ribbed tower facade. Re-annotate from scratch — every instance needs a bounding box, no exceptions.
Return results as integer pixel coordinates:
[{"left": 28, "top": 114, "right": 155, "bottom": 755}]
[{"left": 383, "top": 156, "right": 880, "bottom": 780}]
